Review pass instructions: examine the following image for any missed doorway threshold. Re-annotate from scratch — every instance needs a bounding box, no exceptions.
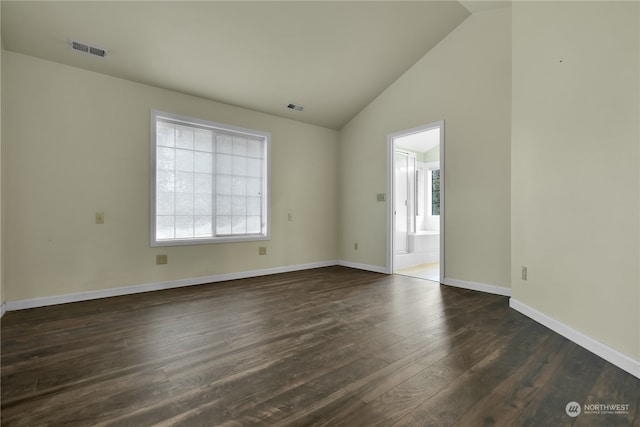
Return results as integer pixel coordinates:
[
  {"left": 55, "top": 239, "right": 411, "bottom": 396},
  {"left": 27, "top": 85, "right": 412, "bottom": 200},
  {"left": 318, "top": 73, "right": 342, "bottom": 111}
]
[{"left": 396, "top": 262, "right": 440, "bottom": 282}]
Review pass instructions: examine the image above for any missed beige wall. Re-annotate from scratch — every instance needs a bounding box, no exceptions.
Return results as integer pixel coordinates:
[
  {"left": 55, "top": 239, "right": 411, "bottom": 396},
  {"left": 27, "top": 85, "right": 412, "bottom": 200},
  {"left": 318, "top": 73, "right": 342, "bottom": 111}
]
[
  {"left": 0, "top": 7, "right": 3, "bottom": 406},
  {"left": 2, "top": 51, "right": 339, "bottom": 302},
  {"left": 339, "top": 8, "right": 511, "bottom": 288},
  {"left": 0, "top": 5, "right": 3, "bottom": 309},
  {"left": 511, "top": 1, "right": 639, "bottom": 359}
]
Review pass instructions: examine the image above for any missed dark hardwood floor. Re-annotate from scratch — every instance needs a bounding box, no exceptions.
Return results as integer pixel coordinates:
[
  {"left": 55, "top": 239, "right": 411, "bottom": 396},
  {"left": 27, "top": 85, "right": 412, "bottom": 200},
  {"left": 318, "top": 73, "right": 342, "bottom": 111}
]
[{"left": 1, "top": 266, "right": 638, "bottom": 426}]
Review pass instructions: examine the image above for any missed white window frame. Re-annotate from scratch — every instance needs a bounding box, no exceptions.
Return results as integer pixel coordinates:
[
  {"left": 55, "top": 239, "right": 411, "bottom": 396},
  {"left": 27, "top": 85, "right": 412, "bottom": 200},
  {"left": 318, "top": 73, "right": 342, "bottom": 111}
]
[
  {"left": 150, "top": 110, "right": 271, "bottom": 247},
  {"left": 425, "top": 161, "right": 440, "bottom": 217}
]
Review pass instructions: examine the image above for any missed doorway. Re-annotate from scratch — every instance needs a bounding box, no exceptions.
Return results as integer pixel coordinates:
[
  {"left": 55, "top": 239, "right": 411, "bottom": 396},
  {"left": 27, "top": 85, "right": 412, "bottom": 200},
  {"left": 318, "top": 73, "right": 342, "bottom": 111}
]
[{"left": 387, "top": 121, "right": 444, "bottom": 283}]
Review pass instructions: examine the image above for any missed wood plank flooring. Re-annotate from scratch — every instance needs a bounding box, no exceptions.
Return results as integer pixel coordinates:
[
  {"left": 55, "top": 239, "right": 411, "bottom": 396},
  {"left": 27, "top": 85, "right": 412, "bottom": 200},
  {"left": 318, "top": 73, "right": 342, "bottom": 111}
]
[{"left": 1, "top": 266, "right": 639, "bottom": 426}]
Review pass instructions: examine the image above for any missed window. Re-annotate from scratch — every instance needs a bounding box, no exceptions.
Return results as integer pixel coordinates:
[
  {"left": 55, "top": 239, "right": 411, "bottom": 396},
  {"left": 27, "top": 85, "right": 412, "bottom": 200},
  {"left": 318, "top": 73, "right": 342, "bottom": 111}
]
[
  {"left": 151, "top": 111, "right": 270, "bottom": 246},
  {"left": 431, "top": 169, "right": 440, "bottom": 216}
]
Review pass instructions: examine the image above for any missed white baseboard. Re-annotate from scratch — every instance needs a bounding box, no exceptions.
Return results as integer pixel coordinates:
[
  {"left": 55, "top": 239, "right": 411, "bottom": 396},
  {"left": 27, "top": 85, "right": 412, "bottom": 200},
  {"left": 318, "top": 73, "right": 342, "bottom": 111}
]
[
  {"left": 337, "top": 260, "right": 388, "bottom": 274},
  {"left": 510, "top": 298, "right": 640, "bottom": 379},
  {"left": 6, "top": 260, "right": 339, "bottom": 311},
  {"left": 443, "top": 277, "right": 511, "bottom": 297},
  {"left": 0, "top": 302, "right": 5, "bottom": 318}
]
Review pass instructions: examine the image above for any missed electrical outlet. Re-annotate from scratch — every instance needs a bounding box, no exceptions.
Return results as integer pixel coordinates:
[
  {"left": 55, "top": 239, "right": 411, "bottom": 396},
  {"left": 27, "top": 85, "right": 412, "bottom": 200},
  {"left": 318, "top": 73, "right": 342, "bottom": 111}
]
[
  {"left": 288, "top": 213, "right": 293, "bottom": 222},
  {"left": 259, "top": 246, "right": 267, "bottom": 255},
  {"left": 521, "top": 266, "right": 527, "bottom": 280},
  {"left": 354, "top": 242, "right": 358, "bottom": 250},
  {"left": 95, "top": 212, "right": 104, "bottom": 224},
  {"left": 156, "top": 254, "right": 168, "bottom": 265}
]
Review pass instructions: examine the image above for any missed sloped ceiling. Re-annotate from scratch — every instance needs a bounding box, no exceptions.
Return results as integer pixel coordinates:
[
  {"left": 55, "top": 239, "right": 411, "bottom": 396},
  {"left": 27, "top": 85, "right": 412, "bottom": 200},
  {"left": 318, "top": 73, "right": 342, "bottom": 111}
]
[
  {"left": 1, "top": 1, "right": 471, "bottom": 129},
  {"left": 459, "top": 1, "right": 511, "bottom": 14}
]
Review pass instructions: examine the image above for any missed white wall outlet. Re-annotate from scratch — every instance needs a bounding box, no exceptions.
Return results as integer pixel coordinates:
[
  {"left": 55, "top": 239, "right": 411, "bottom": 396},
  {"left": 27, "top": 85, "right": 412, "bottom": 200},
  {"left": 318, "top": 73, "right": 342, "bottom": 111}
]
[{"left": 521, "top": 266, "right": 527, "bottom": 280}]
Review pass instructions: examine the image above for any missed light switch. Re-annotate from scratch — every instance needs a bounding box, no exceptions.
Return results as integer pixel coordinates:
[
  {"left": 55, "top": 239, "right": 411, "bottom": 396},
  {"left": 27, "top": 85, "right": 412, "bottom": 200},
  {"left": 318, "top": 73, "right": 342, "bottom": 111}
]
[{"left": 95, "top": 212, "right": 105, "bottom": 224}]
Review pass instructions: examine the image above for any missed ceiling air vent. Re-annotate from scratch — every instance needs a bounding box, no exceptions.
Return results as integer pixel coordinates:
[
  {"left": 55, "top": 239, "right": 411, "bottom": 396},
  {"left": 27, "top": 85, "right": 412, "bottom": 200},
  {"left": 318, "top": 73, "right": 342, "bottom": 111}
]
[
  {"left": 69, "top": 39, "right": 108, "bottom": 58},
  {"left": 287, "top": 103, "right": 304, "bottom": 112}
]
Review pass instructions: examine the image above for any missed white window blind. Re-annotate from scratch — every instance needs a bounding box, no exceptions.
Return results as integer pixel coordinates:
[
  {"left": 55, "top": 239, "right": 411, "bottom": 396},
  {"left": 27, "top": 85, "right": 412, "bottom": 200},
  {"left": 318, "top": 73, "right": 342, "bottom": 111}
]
[{"left": 151, "top": 111, "right": 270, "bottom": 246}]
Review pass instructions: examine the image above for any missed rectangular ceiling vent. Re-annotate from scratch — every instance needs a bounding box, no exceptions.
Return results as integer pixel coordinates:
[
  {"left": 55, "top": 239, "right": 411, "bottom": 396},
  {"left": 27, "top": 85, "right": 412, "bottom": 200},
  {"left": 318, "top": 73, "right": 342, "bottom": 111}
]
[
  {"left": 287, "top": 103, "right": 304, "bottom": 112},
  {"left": 69, "top": 39, "right": 108, "bottom": 58}
]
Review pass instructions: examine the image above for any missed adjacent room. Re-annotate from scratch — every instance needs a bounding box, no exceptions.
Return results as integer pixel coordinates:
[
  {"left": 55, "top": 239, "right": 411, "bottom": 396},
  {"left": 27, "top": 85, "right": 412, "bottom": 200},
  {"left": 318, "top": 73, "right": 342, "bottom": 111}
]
[
  {"left": 1, "top": 1, "right": 639, "bottom": 425},
  {"left": 392, "top": 123, "right": 443, "bottom": 282}
]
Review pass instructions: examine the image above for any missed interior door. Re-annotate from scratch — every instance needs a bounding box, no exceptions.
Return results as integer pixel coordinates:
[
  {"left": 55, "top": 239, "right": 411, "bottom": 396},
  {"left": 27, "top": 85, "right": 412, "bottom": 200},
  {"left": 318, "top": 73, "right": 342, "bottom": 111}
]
[{"left": 394, "top": 152, "right": 408, "bottom": 253}]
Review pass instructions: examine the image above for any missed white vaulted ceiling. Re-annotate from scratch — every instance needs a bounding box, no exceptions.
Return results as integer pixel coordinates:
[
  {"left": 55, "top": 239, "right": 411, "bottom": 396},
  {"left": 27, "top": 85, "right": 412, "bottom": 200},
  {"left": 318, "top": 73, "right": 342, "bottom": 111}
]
[{"left": 1, "top": 1, "right": 473, "bottom": 129}]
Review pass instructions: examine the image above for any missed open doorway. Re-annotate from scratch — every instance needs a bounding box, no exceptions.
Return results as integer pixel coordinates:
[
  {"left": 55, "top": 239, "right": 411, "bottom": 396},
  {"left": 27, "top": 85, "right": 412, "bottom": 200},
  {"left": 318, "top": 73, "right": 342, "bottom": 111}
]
[{"left": 387, "top": 121, "right": 444, "bottom": 283}]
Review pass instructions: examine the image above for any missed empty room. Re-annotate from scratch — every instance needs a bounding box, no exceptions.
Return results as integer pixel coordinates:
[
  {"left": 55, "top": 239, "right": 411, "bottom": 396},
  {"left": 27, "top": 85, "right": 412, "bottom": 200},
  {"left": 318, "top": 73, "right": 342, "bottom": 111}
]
[{"left": 1, "top": 1, "right": 639, "bottom": 426}]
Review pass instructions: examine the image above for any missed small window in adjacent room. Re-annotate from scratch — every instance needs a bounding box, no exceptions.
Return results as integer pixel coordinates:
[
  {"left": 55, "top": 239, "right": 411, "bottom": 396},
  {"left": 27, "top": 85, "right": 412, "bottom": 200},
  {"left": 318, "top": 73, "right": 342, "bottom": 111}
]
[
  {"left": 431, "top": 169, "right": 440, "bottom": 216},
  {"left": 151, "top": 111, "right": 270, "bottom": 246}
]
